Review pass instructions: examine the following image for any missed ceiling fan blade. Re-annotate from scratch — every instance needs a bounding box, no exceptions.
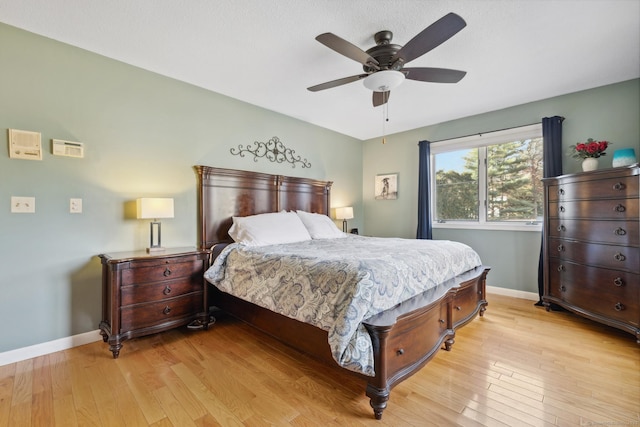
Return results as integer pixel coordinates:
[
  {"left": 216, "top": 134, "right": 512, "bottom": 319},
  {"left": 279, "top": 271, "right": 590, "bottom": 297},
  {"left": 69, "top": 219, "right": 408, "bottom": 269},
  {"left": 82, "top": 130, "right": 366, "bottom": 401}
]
[
  {"left": 403, "top": 67, "right": 467, "bottom": 83},
  {"left": 391, "top": 13, "right": 466, "bottom": 65},
  {"left": 316, "top": 33, "right": 380, "bottom": 69},
  {"left": 307, "top": 74, "right": 368, "bottom": 92},
  {"left": 372, "top": 91, "right": 390, "bottom": 107}
]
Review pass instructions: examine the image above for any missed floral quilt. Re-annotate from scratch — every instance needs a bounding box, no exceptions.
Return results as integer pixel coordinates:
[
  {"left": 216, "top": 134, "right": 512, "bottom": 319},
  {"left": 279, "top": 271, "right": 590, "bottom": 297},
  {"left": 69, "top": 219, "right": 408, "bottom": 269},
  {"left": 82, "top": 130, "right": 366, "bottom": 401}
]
[{"left": 204, "top": 235, "right": 482, "bottom": 376}]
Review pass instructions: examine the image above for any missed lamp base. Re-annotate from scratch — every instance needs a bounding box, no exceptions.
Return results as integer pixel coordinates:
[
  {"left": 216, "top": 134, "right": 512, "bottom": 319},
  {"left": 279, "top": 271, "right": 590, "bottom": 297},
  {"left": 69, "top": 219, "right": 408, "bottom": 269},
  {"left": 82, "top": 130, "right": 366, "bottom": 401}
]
[{"left": 147, "top": 246, "right": 166, "bottom": 253}]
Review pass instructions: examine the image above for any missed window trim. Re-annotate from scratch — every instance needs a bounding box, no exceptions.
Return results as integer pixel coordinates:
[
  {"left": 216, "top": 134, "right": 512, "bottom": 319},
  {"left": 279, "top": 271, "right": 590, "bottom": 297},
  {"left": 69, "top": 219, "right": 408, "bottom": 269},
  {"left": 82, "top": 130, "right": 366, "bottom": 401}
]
[{"left": 430, "top": 124, "right": 543, "bottom": 232}]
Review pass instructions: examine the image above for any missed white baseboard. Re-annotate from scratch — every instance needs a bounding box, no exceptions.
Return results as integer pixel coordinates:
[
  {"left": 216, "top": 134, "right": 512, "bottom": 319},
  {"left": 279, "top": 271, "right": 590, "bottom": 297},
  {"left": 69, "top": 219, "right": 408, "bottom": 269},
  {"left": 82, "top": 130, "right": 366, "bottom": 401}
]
[
  {"left": 0, "top": 286, "right": 538, "bottom": 366},
  {"left": 0, "top": 330, "right": 102, "bottom": 367},
  {"left": 487, "top": 285, "right": 539, "bottom": 301}
]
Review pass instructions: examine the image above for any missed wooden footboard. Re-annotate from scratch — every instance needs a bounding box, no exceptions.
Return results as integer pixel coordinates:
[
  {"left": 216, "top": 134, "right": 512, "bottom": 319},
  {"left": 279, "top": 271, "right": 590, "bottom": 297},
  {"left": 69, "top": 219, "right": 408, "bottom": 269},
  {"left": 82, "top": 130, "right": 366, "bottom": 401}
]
[
  {"left": 207, "top": 265, "right": 489, "bottom": 420},
  {"left": 362, "top": 266, "right": 489, "bottom": 419}
]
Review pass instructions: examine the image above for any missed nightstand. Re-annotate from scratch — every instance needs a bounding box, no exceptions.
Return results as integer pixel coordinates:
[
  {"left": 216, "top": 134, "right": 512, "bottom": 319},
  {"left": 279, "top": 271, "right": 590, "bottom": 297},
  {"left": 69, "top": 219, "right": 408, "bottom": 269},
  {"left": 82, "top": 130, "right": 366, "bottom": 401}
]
[{"left": 99, "top": 247, "right": 210, "bottom": 358}]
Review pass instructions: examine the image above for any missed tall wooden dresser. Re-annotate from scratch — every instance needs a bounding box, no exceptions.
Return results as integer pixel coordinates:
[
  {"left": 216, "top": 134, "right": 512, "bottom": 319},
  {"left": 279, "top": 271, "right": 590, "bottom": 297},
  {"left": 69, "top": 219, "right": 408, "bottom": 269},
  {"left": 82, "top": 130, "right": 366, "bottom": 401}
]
[{"left": 542, "top": 164, "right": 639, "bottom": 343}]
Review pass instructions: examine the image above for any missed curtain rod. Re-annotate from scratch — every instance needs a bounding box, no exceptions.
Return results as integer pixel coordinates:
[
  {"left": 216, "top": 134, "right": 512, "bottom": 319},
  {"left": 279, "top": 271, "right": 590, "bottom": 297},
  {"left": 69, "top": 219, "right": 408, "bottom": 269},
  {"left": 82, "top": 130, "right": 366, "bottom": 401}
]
[{"left": 423, "top": 117, "right": 565, "bottom": 144}]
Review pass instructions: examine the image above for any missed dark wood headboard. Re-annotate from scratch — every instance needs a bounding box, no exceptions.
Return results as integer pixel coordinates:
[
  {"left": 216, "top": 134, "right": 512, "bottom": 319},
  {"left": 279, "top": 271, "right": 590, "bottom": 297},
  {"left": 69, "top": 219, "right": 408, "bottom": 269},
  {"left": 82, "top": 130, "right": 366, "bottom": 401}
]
[{"left": 194, "top": 166, "right": 333, "bottom": 249}]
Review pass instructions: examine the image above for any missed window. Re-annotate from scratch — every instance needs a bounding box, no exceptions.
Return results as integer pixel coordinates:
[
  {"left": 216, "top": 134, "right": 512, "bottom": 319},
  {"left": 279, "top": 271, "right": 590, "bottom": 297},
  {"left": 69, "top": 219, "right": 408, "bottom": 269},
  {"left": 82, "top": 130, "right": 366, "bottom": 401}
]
[{"left": 431, "top": 124, "right": 543, "bottom": 231}]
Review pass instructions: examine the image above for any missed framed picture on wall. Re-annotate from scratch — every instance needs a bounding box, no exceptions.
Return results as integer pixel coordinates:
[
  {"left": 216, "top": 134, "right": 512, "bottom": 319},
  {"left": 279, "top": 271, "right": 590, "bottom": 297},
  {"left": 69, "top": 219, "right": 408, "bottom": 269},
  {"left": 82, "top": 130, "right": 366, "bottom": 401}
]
[{"left": 375, "top": 173, "right": 398, "bottom": 200}]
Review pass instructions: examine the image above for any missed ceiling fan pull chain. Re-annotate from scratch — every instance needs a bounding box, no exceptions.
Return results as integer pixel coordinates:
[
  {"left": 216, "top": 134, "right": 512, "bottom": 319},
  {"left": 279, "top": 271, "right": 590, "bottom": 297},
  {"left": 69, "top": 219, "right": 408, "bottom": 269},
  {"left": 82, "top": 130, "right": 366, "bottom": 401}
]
[{"left": 382, "top": 98, "right": 389, "bottom": 144}]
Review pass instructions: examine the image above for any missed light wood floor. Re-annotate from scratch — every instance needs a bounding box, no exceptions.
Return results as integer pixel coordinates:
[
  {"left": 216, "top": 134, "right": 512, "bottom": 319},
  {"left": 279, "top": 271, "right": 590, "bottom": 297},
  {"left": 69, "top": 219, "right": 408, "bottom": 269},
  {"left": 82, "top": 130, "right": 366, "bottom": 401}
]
[{"left": 1, "top": 294, "right": 638, "bottom": 426}]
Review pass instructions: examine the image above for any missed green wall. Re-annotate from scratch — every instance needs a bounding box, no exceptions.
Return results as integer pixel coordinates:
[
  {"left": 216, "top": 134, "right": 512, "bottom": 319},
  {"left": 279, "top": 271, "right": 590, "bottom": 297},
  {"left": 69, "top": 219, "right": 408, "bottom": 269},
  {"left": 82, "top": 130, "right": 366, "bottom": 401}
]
[
  {"left": 2, "top": 20, "right": 638, "bottom": 354},
  {"left": 362, "top": 79, "right": 640, "bottom": 293},
  {"left": 0, "top": 23, "right": 363, "bottom": 353}
]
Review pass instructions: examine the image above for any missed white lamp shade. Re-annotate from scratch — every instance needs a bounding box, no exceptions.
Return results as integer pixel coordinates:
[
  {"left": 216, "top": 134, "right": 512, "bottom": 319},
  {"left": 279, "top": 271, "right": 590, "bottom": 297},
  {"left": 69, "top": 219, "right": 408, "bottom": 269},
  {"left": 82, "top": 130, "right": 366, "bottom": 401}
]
[
  {"left": 335, "top": 207, "right": 354, "bottom": 220},
  {"left": 363, "top": 70, "right": 405, "bottom": 92},
  {"left": 136, "top": 198, "right": 174, "bottom": 219}
]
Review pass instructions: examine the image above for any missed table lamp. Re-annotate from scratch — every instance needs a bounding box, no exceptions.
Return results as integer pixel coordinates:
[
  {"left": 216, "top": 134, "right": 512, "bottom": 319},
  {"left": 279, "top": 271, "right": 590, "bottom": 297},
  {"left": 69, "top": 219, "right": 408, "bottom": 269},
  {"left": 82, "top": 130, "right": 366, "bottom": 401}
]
[
  {"left": 136, "top": 198, "right": 174, "bottom": 252},
  {"left": 335, "top": 207, "right": 354, "bottom": 233}
]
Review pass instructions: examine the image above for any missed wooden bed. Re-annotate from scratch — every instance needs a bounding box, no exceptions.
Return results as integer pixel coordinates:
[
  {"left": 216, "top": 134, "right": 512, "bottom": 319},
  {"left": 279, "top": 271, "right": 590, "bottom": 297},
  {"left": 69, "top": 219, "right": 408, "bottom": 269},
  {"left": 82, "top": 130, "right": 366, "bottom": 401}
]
[{"left": 194, "top": 165, "right": 490, "bottom": 420}]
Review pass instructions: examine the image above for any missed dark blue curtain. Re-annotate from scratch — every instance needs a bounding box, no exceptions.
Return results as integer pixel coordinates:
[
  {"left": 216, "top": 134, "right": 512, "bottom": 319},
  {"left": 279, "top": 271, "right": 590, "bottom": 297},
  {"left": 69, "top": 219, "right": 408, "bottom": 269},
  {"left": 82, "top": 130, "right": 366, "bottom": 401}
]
[
  {"left": 536, "top": 116, "right": 564, "bottom": 305},
  {"left": 417, "top": 140, "right": 432, "bottom": 239}
]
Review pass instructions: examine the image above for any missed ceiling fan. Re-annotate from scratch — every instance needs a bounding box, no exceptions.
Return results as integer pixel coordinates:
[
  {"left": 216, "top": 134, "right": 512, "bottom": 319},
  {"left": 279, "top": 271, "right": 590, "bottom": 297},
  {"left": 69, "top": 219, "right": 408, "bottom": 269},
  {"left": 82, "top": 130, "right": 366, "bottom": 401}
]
[{"left": 307, "top": 12, "right": 467, "bottom": 107}]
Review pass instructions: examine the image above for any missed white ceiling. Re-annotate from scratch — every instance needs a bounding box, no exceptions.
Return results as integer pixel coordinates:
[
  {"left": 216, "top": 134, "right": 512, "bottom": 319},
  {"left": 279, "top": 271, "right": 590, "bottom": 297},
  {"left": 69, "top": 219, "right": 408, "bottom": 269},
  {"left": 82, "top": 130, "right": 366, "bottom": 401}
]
[{"left": 1, "top": 0, "right": 638, "bottom": 140}]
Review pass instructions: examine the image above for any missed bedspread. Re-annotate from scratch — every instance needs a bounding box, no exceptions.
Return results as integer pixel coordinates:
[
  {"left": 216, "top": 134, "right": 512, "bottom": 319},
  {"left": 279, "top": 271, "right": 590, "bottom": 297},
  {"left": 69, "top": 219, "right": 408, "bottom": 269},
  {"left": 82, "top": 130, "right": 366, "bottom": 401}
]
[{"left": 204, "top": 236, "right": 482, "bottom": 376}]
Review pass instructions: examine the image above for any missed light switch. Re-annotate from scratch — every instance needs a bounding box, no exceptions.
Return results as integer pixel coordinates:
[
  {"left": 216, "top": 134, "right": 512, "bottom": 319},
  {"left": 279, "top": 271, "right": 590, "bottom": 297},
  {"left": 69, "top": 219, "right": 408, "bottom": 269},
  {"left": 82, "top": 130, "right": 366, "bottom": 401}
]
[
  {"left": 11, "top": 196, "right": 36, "bottom": 213},
  {"left": 70, "top": 198, "right": 82, "bottom": 213}
]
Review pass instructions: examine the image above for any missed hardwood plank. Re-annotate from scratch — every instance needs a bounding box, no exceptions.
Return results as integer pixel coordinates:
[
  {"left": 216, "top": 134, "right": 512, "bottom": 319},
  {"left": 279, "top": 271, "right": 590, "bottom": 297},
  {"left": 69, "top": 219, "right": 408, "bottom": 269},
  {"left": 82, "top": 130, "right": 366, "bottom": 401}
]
[{"left": 1, "top": 293, "right": 638, "bottom": 426}]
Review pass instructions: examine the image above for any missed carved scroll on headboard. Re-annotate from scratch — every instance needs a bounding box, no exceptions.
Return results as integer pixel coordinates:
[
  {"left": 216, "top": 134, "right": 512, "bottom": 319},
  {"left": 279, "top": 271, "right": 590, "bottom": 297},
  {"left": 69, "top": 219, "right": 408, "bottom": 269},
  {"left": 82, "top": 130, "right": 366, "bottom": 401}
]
[{"left": 194, "top": 166, "right": 333, "bottom": 250}]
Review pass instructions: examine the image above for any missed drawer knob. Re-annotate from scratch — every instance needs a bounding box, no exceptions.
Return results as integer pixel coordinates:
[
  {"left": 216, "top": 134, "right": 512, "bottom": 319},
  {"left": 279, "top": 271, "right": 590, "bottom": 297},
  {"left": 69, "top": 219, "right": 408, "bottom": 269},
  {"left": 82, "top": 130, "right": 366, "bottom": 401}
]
[
  {"left": 557, "top": 265, "right": 566, "bottom": 272},
  {"left": 557, "top": 225, "right": 566, "bottom": 232},
  {"left": 558, "top": 206, "right": 565, "bottom": 213},
  {"left": 558, "top": 188, "right": 565, "bottom": 196},
  {"left": 559, "top": 285, "right": 566, "bottom": 292},
  {"left": 557, "top": 244, "right": 565, "bottom": 252},
  {"left": 614, "top": 277, "right": 624, "bottom": 287},
  {"left": 612, "top": 182, "right": 626, "bottom": 191},
  {"left": 614, "top": 204, "right": 626, "bottom": 213},
  {"left": 614, "top": 227, "right": 627, "bottom": 236},
  {"left": 614, "top": 252, "right": 626, "bottom": 262},
  {"left": 455, "top": 305, "right": 462, "bottom": 311},
  {"left": 163, "top": 268, "right": 172, "bottom": 277},
  {"left": 396, "top": 349, "right": 404, "bottom": 356},
  {"left": 439, "top": 319, "right": 445, "bottom": 324},
  {"left": 614, "top": 303, "right": 624, "bottom": 312},
  {"left": 163, "top": 306, "right": 171, "bottom": 315},
  {"left": 163, "top": 285, "right": 172, "bottom": 295}
]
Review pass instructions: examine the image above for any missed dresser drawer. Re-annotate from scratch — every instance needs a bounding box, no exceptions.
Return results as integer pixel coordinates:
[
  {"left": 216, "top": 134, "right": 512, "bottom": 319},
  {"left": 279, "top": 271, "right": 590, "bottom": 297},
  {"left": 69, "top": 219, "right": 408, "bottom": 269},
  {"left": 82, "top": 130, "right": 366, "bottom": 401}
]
[
  {"left": 548, "top": 175, "right": 639, "bottom": 202},
  {"left": 121, "top": 277, "right": 202, "bottom": 306},
  {"left": 548, "top": 198, "right": 638, "bottom": 220},
  {"left": 549, "top": 237, "right": 639, "bottom": 272},
  {"left": 120, "top": 292, "right": 203, "bottom": 332},
  {"left": 548, "top": 260, "right": 639, "bottom": 324},
  {"left": 121, "top": 257, "right": 203, "bottom": 286},
  {"left": 549, "top": 218, "right": 639, "bottom": 246}
]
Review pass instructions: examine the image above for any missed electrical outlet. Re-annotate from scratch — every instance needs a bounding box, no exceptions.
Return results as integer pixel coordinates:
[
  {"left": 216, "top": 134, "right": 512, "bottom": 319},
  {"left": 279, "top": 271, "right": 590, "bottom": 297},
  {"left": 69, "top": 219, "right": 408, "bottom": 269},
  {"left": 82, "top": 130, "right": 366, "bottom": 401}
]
[
  {"left": 11, "top": 196, "right": 35, "bottom": 213},
  {"left": 70, "top": 198, "right": 82, "bottom": 213}
]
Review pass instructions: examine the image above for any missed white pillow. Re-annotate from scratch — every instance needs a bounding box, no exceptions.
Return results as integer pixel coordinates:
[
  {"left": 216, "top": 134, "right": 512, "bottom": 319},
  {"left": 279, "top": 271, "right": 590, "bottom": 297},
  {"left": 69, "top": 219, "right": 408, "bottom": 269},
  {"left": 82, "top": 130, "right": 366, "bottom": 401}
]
[
  {"left": 229, "top": 211, "right": 312, "bottom": 246},
  {"left": 296, "top": 210, "right": 346, "bottom": 239}
]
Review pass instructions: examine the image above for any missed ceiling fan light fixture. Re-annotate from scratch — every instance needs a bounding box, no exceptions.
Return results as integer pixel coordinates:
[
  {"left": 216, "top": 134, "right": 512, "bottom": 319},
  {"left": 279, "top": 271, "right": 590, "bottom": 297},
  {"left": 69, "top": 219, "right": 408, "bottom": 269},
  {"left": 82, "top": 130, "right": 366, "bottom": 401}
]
[{"left": 363, "top": 70, "right": 405, "bottom": 92}]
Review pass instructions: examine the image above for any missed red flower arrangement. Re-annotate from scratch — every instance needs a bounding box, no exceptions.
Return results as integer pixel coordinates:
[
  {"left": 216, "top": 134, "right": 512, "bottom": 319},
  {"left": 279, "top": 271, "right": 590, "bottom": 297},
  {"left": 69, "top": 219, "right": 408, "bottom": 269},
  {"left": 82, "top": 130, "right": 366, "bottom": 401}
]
[{"left": 570, "top": 138, "right": 610, "bottom": 159}]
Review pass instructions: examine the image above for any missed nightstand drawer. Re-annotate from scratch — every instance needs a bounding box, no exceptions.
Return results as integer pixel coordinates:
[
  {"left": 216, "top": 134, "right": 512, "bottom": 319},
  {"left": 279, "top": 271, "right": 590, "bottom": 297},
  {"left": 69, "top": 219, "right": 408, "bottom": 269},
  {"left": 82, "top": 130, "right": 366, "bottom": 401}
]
[
  {"left": 121, "top": 258, "right": 202, "bottom": 285},
  {"left": 121, "top": 277, "right": 202, "bottom": 306},
  {"left": 120, "top": 292, "right": 203, "bottom": 331}
]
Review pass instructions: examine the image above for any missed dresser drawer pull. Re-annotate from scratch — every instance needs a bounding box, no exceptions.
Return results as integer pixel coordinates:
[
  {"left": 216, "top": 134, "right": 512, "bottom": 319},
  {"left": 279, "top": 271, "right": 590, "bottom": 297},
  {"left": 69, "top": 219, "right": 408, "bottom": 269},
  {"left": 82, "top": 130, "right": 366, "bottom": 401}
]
[
  {"left": 614, "top": 204, "right": 626, "bottom": 213},
  {"left": 614, "top": 277, "right": 624, "bottom": 287},
  {"left": 558, "top": 205, "right": 565, "bottom": 213},
  {"left": 163, "top": 268, "right": 172, "bottom": 277},
  {"left": 396, "top": 348, "right": 404, "bottom": 356},
  {"left": 557, "top": 225, "right": 566, "bottom": 232},
  {"left": 455, "top": 306, "right": 462, "bottom": 311},
  {"left": 163, "top": 306, "right": 171, "bottom": 315},
  {"left": 439, "top": 319, "right": 445, "bottom": 324},
  {"left": 614, "top": 227, "right": 627, "bottom": 236},
  {"left": 557, "top": 244, "right": 564, "bottom": 252},
  {"left": 614, "top": 303, "right": 624, "bottom": 312},
  {"left": 614, "top": 252, "right": 626, "bottom": 262},
  {"left": 557, "top": 265, "right": 565, "bottom": 272},
  {"left": 612, "top": 182, "right": 626, "bottom": 191},
  {"left": 163, "top": 286, "right": 172, "bottom": 295},
  {"left": 557, "top": 188, "right": 565, "bottom": 196},
  {"left": 559, "top": 285, "right": 566, "bottom": 292}
]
